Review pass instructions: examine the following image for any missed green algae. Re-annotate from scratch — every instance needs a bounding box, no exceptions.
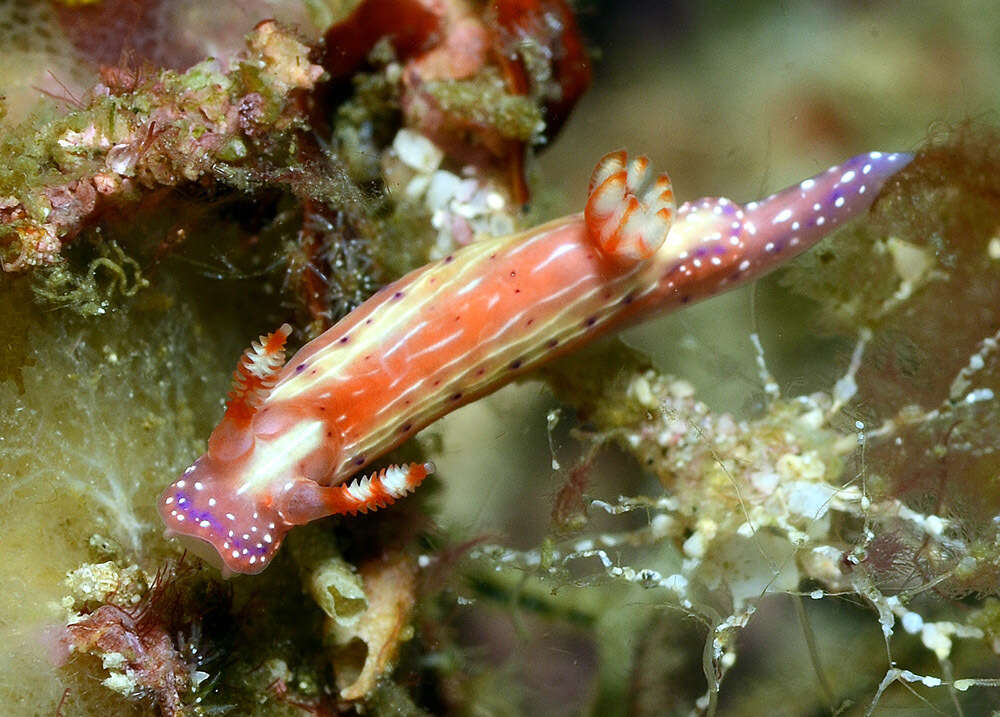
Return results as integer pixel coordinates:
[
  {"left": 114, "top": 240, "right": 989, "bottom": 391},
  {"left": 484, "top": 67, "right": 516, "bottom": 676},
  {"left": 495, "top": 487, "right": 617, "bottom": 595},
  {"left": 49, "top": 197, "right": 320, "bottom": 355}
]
[
  {"left": 333, "top": 40, "right": 405, "bottom": 185},
  {"left": 0, "top": 270, "right": 255, "bottom": 714},
  {"left": 425, "top": 68, "right": 545, "bottom": 144},
  {"left": 0, "top": 240, "right": 347, "bottom": 714},
  {"left": 32, "top": 239, "right": 148, "bottom": 316},
  {"left": 0, "top": 22, "right": 324, "bottom": 271}
]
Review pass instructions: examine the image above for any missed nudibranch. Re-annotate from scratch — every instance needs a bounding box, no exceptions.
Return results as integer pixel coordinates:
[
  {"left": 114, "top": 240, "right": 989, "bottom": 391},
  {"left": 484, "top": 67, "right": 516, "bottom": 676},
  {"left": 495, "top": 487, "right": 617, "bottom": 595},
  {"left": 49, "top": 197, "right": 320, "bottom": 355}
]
[{"left": 159, "top": 149, "right": 911, "bottom": 574}]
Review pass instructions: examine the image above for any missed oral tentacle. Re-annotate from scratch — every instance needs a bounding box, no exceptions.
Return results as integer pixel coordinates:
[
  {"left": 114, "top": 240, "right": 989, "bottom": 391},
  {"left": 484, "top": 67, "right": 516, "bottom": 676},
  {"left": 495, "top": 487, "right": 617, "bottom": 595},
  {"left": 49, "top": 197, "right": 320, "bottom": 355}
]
[
  {"left": 278, "top": 462, "right": 436, "bottom": 525},
  {"left": 330, "top": 461, "right": 435, "bottom": 515}
]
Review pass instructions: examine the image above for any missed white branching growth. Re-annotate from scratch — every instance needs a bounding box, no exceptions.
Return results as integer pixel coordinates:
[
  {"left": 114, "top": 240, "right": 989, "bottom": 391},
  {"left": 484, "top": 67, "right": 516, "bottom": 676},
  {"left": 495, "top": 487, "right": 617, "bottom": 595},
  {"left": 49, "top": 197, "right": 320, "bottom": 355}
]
[{"left": 450, "top": 328, "right": 1000, "bottom": 715}]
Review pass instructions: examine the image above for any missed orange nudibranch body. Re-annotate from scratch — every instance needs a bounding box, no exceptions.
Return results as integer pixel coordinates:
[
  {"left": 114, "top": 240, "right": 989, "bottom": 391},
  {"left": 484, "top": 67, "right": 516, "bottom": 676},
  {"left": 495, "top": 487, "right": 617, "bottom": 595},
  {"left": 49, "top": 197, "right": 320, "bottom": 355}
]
[{"left": 159, "top": 149, "right": 911, "bottom": 574}]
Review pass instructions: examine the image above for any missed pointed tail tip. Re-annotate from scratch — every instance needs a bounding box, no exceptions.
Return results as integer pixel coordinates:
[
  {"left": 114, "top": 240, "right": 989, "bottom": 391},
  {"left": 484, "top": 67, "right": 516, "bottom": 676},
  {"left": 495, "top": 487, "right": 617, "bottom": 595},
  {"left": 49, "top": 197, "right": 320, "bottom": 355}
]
[
  {"left": 848, "top": 150, "right": 914, "bottom": 204},
  {"left": 853, "top": 150, "right": 915, "bottom": 180}
]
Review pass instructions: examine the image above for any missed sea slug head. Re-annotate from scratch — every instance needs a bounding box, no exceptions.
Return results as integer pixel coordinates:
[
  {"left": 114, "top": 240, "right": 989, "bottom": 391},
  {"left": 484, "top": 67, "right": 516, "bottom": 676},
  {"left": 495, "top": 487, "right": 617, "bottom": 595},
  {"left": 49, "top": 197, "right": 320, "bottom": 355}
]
[
  {"left": 157, "top": 323, "right": 305, "bottom": 575},
  {"left": 158, "top": 454, "right": 289, "bottom": 576}
]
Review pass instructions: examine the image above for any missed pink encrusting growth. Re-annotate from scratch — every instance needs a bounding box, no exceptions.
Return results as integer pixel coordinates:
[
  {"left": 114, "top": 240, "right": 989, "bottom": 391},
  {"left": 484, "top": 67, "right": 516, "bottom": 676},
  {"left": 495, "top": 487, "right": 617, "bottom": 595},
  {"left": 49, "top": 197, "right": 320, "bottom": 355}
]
[{"left": 158, "top": 149, "right": 911, "bottom": 574}]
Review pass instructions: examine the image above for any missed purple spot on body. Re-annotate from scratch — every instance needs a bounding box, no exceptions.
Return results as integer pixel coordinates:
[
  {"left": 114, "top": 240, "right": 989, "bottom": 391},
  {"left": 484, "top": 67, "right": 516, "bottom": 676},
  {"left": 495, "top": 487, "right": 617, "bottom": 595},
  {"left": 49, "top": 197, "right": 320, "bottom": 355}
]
[
  {"left": 400, "top": 423, "right": 412, "bottom": 432},
  {"left": 695, "top": 247, "right": 708, "bottom": 257},
  {"left": 296, "top": 364, "right": 306, "bottom": 373},
  {"left": 450, "top": 392, "right": 463, "bottom": 401},
  {"left": 174, "top": 491, "right": 225, "bottom": 534},
  {"left": 585, "top": 316, "right": 597, "bottom": 327},
  {"left": 339, "top": 336, "right": 350, "bottom": 344},
  {"left": 680, "top": 295, "right": 691, "bottom": 304},
  {"left": 445, "top": 255, "right": 454, "bottom": 263},
  {"left": 622, "top": 291, "right": 635, "bottom": 305},
  {"left": 714, "top": 245, "right": 727, "bottom": 255},
  {"left": 509, "top": 359, "right": 523, "bottom": 370},
  {"left": 354, "top": 455, "right": 366, "bottom": 466},
  {"left": 393, "top": 291, "right": 404, "bottom": 299}
]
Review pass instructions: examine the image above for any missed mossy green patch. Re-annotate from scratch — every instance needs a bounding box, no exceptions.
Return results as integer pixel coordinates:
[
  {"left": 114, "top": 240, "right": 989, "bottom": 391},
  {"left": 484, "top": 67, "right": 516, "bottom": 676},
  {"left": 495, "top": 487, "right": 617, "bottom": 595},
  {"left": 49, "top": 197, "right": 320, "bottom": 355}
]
[{"left": 425, "top": 68, "right": 545, "bottom": 143}]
